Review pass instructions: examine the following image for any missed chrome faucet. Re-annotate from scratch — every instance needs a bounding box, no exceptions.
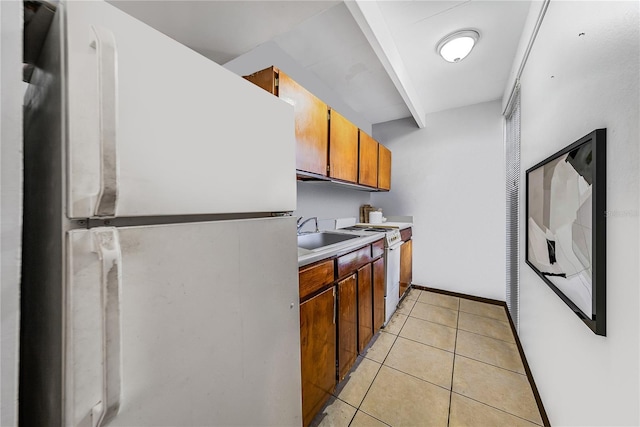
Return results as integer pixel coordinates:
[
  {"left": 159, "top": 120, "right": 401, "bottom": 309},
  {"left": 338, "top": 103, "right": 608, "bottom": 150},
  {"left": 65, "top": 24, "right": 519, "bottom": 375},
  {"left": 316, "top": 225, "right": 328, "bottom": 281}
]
[{"left": 297, "top": 217, "right": 319, "bottom": 234}]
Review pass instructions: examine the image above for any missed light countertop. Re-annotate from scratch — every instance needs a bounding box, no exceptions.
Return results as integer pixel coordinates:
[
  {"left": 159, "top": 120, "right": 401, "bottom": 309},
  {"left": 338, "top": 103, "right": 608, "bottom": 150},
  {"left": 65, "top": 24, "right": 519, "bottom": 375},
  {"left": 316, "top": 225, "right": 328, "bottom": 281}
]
[{"left": 297, "top": 223, "right": 413, "bottom": 267}]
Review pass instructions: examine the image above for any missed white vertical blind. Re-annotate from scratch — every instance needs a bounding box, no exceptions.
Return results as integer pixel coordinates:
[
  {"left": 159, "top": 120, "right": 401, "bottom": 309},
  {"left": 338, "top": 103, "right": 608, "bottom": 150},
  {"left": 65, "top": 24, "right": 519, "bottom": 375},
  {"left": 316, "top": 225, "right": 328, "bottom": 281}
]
[{"left": 505, "top": 86, "right": 521, "bottom": 330}]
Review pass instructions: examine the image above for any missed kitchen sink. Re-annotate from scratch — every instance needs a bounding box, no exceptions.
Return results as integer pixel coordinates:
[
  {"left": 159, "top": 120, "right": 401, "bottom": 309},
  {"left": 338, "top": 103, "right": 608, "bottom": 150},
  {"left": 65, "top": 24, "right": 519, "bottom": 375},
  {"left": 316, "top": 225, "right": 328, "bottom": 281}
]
[{"left": 297, "top": 232, "right": 359, "bottom": 251}]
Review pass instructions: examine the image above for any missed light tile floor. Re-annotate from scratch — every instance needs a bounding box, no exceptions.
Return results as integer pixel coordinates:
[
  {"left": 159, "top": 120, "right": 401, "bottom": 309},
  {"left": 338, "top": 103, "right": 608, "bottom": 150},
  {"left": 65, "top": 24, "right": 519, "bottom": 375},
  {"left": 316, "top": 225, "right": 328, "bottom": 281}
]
[{"left": 311, "top": 289, "right": 544, "bottom": 427}]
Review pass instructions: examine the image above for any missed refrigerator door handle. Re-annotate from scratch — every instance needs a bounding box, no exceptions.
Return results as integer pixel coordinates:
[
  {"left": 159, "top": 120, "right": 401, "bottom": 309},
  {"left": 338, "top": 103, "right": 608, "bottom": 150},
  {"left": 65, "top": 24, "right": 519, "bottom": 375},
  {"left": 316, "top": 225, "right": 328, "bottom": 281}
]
[
  {"left": 91, "top": 227, "right": 123, "bottom": 425},
  {"left": 90, "top": 26, "right": 119, "bottom": 217}
]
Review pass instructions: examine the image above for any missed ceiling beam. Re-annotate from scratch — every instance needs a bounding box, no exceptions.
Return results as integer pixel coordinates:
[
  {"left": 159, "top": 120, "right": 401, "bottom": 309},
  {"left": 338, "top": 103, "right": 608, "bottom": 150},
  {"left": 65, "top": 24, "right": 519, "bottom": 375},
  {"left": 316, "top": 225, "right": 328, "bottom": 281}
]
[{"left": 345, "top": 0, "right": 426, "bottom": 128}]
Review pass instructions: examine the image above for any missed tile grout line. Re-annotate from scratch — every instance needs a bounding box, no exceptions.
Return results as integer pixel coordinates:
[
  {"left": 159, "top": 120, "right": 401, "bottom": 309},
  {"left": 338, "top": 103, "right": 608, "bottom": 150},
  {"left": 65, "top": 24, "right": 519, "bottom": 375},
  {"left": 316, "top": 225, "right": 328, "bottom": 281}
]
[
  {"left": 379, "top": 363, "right": 455, "bottom": 394},
  {"left": 348, "top": 329, "right": 401, "bottom": 426},
  {"left": 420, "top": 290, "right": 510, "bottom": 322},
  {"left": 452, "top": 303, "right": 545, "bottom": 426},
  {"left": 456, "top": 326, "right": 518, "bottom": 345},
  {"left": 351, "top": 291, "right": 523, "bottom": 427},
  {"left": 453, "top": 352, "right": 528, "bottom": 376},
  {"left": 352, "top": 407, "right": 392, "bottom": 427},
  {"left": 405, "top": 313, "right": 458, "bottom": 331},
  {"left": 450, "top": 391, "right": 545, "bottom": 427},
  {"left": 345, "top": 403, "right": 358, "bottom": 427},
  {"left": 352, "top": 289, "right": 422, "bottom": 426},
  {"left": 333, "top": 290, "right": 535, "bottom": 427},
  {"left": 459, "top": 309, "right": 511, "bottom": 325},
  {"left": 447, "top": 303, "right": 461, "bottom": 427},
  {"left": 389, "top": 333, "right": 455, "bottom": 355},
  {"left": 407, "top": 312, "right": 458, "bottom": 329},
  {"left": 457, "top": 325, "right": 518, "bottom": 343}
]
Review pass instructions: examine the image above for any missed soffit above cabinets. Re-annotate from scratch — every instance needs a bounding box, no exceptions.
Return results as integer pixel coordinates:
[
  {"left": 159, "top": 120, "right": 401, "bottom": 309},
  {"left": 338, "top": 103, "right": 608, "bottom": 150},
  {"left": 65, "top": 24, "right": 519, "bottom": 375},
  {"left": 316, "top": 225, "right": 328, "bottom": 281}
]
[{"left": 109, "top": 0, "right": 531, "bottom": 127}]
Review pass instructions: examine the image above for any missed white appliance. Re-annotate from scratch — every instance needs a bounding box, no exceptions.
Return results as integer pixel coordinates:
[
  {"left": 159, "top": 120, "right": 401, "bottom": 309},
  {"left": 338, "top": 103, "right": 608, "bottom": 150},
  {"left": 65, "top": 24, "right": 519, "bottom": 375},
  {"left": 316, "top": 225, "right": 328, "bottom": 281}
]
[
  {"left": 384, "top": 234, "right": 403, "bottom": 325},
  {"left": 20, "top": 2, "right": 301, "bottom": 426}
]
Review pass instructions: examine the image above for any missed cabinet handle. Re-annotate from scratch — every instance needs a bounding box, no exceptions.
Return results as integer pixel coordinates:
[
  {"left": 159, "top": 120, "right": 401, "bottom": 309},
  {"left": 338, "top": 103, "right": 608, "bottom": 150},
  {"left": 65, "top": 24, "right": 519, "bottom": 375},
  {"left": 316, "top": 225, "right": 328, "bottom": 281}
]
[
  {"left": 90, "top": 25, "right": 119, "bottom": 217},
  {"left": 91, "top": 227, "right": 122, "bottom": 426},
  {"left": 333, "top": 288, "right": 336, "bottom": 324}
]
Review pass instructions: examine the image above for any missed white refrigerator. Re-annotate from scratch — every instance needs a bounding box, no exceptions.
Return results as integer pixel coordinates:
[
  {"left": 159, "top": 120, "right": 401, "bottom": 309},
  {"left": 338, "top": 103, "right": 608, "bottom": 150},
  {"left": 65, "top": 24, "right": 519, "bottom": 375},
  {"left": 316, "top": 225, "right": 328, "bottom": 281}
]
[{"left": 20, "top": 1, "right": 302, "bottom": 426}]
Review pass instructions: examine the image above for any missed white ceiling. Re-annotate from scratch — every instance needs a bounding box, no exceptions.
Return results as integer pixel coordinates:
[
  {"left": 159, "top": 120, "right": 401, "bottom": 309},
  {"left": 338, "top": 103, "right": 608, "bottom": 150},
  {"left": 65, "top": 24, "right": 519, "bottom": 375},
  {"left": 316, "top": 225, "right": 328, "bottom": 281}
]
[
  {"left": 108, "top": 1, "right": 340, "bottom": 64},
  {"left": 109, "top": 0, "right": 531, "bottom": 127}
]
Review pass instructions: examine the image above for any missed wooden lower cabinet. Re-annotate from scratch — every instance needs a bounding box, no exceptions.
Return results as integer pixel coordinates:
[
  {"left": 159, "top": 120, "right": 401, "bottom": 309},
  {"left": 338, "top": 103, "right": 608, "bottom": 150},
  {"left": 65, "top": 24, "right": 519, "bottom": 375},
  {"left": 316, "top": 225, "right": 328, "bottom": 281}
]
[
  {"left": 372, "top": 257, "right": 385, "bottom": 331},
  {"left": 300, "top": 287, "right": 336, "bottom": 427},
  {"left": 400, "top": 239, "right": 413, "bottom": 298},
  {"left": 357, "top": 263, "right": 373, "bottom": 352},
  {"left": 338, "top": 274, "right": 358, "bottom": 380},
  {"left": 299, "top": 242, "right": 387, "bottom": 425}
]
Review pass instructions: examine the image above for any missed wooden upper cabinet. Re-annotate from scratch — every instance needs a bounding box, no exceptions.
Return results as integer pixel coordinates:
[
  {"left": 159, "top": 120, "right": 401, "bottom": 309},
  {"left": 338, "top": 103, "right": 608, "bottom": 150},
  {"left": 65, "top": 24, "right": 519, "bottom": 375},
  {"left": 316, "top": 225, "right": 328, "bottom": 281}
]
[
  {"left": 329, "top": 109, "right": 358, "bottom": 183},
  {"left": 378, "top": 144, "right": 392, "bottom": 191},
  {"left": 279, "top": 72, "right": 328, "bottom": 176},
  {"left": 358, "top": 131, "right": 378, "bottom": 188},
  {"left": 243, "top": 66, "right": 277, "bottom": 93},
  {"left": 244, "top": 67, "right": 328, "bottom": 176},
  {"left": 245, "top": 66, "right": 393, "bottom": 190}
]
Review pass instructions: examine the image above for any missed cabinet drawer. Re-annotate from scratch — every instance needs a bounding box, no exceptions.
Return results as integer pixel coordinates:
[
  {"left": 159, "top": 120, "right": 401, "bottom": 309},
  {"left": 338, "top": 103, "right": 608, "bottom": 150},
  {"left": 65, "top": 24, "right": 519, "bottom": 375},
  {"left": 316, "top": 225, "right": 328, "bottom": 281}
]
[
  {"left": 372, "top": 239, "right": 384, "bottom": 259},
  {"left": 337, "top": 245, "right": 371, "bottom": 279},
  {"left": 299, "top": 259, "right": 335, "bottom": 300},
  {"left": 400, "top": 227, "right": 412, "bottom": 242}
]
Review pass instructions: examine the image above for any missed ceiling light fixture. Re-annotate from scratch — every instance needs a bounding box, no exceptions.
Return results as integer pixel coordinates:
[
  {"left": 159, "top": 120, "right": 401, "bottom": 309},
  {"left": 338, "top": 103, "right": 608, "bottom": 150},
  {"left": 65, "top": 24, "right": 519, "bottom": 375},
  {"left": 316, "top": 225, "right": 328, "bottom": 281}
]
[{"left": 436, "top": 29, "right": 480, "bottom": 63}]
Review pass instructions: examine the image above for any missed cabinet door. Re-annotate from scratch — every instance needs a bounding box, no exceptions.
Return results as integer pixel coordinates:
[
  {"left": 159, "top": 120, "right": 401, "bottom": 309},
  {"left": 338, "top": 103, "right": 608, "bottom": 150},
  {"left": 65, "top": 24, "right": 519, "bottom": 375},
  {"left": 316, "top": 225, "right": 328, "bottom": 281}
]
[
  {"left": 400, "top": 239, "right": 413, "bottom": 297},
  {"left": 357, "top": 264, "right": 374, "bottom": 352},
  {"left": 338, "top": 274, "right": 358, "bottom": 380},
  {"left": 243, "top": 66, "right": 277, "bottom": 94},
  {"left": 329, "top": 109, "right": 358, "bottom": 183},
  {"left": 279, "top": 72, "right": 328, "bottom": 176},
  {"left": 378, "top": 144, "right": 392, "bottom": 191},
  {"left": 372, "top": 257, "right": 385, "bottom": 331},
  {"left": 300, "top": 287, "right": 336, "bottom": 427},
  {"left": 358, "top": 131, "right": 378, "bottom": 187}
]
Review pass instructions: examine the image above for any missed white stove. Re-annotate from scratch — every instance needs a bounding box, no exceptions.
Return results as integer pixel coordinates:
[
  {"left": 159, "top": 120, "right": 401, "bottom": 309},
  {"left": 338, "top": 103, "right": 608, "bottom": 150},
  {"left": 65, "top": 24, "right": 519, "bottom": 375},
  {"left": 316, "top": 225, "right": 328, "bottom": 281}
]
[{"left": 342, "top": 225, "right": 401, "bottom": 247}]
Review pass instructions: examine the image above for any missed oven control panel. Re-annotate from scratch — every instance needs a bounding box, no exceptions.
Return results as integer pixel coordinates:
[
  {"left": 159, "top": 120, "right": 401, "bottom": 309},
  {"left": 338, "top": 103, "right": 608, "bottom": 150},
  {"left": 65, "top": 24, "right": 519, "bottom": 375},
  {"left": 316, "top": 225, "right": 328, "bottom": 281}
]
[{"left": 386, "top": 230, "right": 402, "bottom": 247}]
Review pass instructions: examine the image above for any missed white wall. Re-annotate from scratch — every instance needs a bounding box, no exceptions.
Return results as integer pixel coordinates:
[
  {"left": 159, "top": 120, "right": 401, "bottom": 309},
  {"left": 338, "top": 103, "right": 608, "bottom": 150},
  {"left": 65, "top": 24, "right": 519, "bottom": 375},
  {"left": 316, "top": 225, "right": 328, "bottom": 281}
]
[
  {"left": 518, "top": 1, "right": 639, "bottom": 425},
  {"left": 1, "top": 1, "right": 23, "bottom": 425},
  {"left": 502, "top": 0, "right": 548, "bottom": 113},
  {"left": 371, "top": 100, "right": 505, "bottom": 301},
  {"left": 294, "top": 181, "right": 371, "bottom": 231}
]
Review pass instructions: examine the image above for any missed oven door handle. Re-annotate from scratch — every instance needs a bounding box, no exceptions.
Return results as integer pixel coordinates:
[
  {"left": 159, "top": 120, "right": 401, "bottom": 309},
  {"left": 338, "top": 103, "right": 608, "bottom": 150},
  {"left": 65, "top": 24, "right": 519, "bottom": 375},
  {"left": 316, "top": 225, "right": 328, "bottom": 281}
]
[{"left": 387, "top": 241, "right": 404, "bottom": 251}]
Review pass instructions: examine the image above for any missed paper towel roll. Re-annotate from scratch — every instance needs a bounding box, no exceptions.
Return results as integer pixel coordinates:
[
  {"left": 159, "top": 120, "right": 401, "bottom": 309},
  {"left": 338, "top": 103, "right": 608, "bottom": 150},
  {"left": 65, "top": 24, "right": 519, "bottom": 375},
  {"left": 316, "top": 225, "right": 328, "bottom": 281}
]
[{"left": 369, "top": 211, "right": 383, "bottom": 224}]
